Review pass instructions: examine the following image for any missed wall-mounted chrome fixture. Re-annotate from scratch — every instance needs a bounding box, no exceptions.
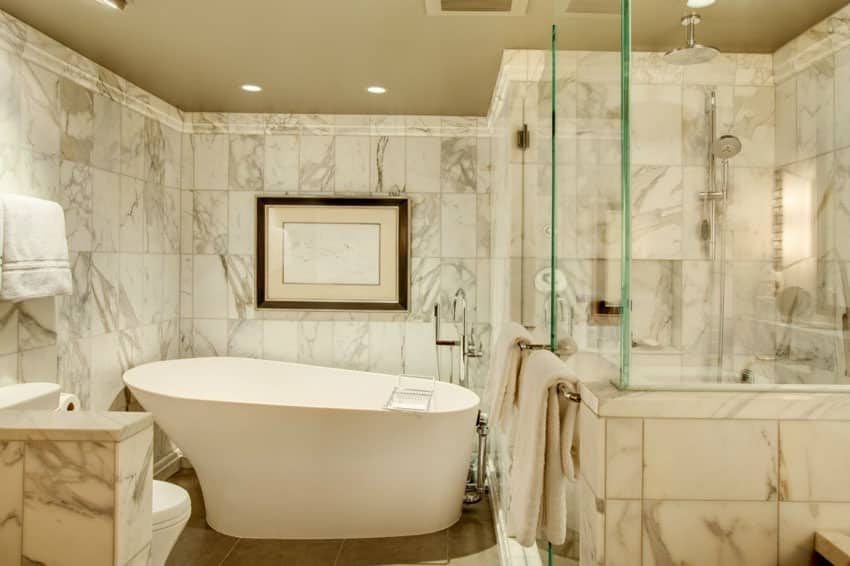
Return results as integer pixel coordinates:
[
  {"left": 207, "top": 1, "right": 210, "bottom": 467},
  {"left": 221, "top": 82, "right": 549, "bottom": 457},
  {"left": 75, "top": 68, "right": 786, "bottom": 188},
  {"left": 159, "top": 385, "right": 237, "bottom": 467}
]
[{"left": 434, "top": 289, "right": 483, "bottom": 389}]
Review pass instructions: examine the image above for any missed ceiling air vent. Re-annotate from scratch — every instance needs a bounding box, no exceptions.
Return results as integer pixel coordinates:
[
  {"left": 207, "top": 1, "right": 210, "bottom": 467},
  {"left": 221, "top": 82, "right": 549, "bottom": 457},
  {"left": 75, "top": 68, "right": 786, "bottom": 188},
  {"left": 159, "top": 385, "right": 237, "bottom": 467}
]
[
  {"left": 556, "top": 0, "right": 620, "bottom": 16},
  {"left": 425, "top": 0, "right": 528, "bottom": 15}
]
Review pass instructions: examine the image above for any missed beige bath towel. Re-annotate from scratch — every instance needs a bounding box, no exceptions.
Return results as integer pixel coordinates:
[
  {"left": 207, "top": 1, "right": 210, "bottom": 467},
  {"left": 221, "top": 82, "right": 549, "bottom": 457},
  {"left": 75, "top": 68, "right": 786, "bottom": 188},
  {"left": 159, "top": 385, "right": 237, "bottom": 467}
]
[
  {"left": 507, "top": 349, "right": 580, "bottom": 547},
  {"left": 487, "top": 322, "right": 535, "bottom": 427}
]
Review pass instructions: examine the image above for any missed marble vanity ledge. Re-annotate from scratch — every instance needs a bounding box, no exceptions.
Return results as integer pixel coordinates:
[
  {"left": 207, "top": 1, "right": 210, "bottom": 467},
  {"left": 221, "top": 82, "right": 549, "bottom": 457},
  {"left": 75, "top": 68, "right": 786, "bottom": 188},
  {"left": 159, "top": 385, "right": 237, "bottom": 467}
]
[
  {"left": 0, "top": 410, "right": 152, "bottom": 441},
  {"left": 581, "top": 380, "right": 850, "bottom": 420}
]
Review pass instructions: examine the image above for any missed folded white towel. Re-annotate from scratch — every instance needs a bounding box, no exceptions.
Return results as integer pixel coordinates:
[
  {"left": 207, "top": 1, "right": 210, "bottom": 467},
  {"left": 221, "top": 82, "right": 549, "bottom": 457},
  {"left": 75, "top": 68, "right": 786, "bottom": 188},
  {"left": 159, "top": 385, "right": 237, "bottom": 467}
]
[
  {"left": 507, "top": 349, "right": 580, "bottom": 547},
  {"left": 0, "top": 194, "right": 72, "bottom": 302},
  {"left": 487, "top": 322, "right": 536, "bottom": 428}
]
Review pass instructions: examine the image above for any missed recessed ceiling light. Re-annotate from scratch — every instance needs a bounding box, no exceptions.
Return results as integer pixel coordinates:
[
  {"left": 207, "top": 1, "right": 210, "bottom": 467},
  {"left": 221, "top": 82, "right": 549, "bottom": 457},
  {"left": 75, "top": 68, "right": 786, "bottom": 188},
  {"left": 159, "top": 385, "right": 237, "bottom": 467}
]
[
  {"left": 241, "top": 84, "right": 263, "bottom": 93},
  {"left": 96, "top": 0, "right": 125, "bottom": 9},
  {"left": 96, "top": 0, "right": 126, "bottom": 10},
  {"left": 686, "top": 0, "right": 716, "bottom": 7},
  {"left": 367, "top": 86, "right": 387, "bottom": 94}
]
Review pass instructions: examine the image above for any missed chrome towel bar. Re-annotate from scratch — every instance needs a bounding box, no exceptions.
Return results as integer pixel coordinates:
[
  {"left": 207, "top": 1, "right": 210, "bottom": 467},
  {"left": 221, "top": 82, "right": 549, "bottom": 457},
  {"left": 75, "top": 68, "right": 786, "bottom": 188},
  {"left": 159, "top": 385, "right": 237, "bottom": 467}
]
[{"left": 516, "top": 342, "right": 582, "bottom": 403}]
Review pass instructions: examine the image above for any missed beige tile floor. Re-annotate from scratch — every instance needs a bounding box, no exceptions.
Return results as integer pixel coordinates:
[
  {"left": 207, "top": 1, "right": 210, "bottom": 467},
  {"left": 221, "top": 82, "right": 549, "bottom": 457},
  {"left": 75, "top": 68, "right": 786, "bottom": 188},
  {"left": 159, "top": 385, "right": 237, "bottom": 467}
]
[{"left": 165, "top": 469, "right": 501, "bottom": 566}]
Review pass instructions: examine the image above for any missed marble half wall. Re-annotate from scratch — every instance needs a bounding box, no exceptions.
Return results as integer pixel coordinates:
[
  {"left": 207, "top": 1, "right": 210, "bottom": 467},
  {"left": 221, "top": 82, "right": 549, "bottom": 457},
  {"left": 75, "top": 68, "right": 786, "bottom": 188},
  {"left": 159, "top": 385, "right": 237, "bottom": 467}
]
[
  {"left": 578, "top": 381, "right": 850, "bottom": 566},
  {"left": 0, "top": 411, "right": 153, "bottom": 566}
]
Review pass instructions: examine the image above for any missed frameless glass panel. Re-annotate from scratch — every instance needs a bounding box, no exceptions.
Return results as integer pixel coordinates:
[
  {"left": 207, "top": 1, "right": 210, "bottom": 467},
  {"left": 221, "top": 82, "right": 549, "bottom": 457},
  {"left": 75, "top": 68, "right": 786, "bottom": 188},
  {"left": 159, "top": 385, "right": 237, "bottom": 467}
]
[{"left": 626, "top": 0, "right": 850, "bottom": 391}]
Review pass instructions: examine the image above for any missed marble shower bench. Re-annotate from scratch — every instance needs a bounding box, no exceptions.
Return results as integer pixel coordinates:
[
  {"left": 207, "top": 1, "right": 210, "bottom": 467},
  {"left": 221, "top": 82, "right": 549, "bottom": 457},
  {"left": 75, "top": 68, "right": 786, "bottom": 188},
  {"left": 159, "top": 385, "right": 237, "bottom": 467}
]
[
  {"left": 577, "top": 381, "right": 850, "bottom": 566},
  {"left": 0, "top": 411, "right": 153, "bottom": 566}
]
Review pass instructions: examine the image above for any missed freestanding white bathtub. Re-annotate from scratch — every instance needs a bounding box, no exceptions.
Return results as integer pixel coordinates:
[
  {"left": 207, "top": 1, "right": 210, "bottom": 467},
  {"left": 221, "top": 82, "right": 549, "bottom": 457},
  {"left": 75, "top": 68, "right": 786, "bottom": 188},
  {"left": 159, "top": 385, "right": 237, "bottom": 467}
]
[{"left": 123, "top": 357, "right": 480, "bottom": 539}]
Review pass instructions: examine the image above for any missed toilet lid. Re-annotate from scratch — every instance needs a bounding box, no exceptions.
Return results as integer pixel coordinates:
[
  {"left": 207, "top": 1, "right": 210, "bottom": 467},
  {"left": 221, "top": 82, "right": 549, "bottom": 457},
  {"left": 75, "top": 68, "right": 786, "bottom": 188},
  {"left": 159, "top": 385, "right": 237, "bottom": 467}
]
[{"left": 152, "top": 480, "right": 191, "bottom": 526}]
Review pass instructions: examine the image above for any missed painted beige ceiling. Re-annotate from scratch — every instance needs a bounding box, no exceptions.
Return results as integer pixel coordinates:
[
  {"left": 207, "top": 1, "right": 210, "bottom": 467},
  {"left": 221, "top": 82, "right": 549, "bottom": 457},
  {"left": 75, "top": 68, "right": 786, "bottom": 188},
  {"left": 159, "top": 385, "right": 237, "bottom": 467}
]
[{"left": 0, "top": 0, "right": 846, "bottom": 116}]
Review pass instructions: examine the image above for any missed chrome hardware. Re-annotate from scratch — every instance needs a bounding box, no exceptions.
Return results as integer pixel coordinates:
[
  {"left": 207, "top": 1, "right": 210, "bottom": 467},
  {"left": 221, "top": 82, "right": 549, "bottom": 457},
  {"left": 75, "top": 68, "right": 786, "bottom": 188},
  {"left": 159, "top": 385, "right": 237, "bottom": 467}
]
[
  {"left": 464, "top": 411, "right": 490, "bottom": 505},
  {"left": 434, "top": 289, "right": 483, "bottom": 389},
  {"left": 515, "top": 344, "right": 582, "bottom": 403}
]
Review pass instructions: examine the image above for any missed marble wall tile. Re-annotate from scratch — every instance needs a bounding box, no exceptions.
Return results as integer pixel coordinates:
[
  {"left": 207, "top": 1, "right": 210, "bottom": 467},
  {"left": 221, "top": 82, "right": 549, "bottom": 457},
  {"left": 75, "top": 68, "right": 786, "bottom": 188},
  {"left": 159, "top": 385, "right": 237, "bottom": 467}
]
[
  {"left": 632, "top": 52, "right": 684, "bottom": 85},
  {"left": 142, "top": 118, "right": 165, "bottom": 184},
  {"left": 228, "top": 320, "right": 263, "bottom": 358},
  {"left": 92, "top": 93, "right": 121, "bottom": 173},
  {"left": 642, "top": 501, "right": 777, "bottom": 566},
  {"left": 59, "top": 160, "right": 94, "bottom": 252},
  {"left": 18, "top": 62, "right": 59, "bottom": 157},
  {"left": 631, "top": 261, "right": 675, "bottom": 348},
  {"left": 300, "top": 135, "right": 335, "bottom": 193},
  {"left": 441, "top": 137, "right": 477, "bottom": 193},
  {"left": 577, "top": 51, "right": 620, "bottom": 84},
  {"left": 367, "top": 321, "right": 404, "bottom": 374},
  {"left": 409, "top": 257, "right": 441, "bottom": 321},
  {"left": 193, "top": 254, "right": 228, "bottom": 319},
  {"left": 163, "top": 186, "right": 179, "bottom": 254},
  {"left": 332, "top": 320, "right": 369, "bottom": 371},
  {"left": 576, "top": 82, "right": 621, "bottom": 166},
  {"left": 115, "top": 428, "right": 153, "bottom": 565},
  {"left": 228, "top": 191, "right": 255, "bottom": 255},
  {"left": 0, "top": 441, "right": 23, "bottom": 564},
  {"left": 262, "top": 320, "right": 298, "bottom": 362},
  {"left": 644, "top": 419, "right": 778, "bottom": 501},
  {"left": 631, "top": 166, "right": 683, "bottom": 259},
  {"left": 774, "top": 78, "right": 798, "bottom": 167},
  {"left": 631, "top": 85, "right": 683, "bottom": 166},
  {"left": 371, "top": 135, "right": 405, "bottom": 194},
  {"left": 410, "top": 193, "right": 440, "bottom": 258},
  {"left": 225, "top": 255, "right": 255, "bottom": 320},
  {"left": 180, "top": 133, "right": 195, "bottom": 190},
  {"left": 143, "top": 181, "right": 164, "bottom": 253},
  {"left": 91, "top": 252, "right": 120, "bottom": 335},
  {"left": 191, "top": 319, "right": 227, "bottom": 357},
  {"left": 0, "top": 303, "right": 19, "bottom": 357},
  {"left": 779, "top": 502, "right": 850, "bottom": 566},
  {"left": 836, "top": 46, "right": 850, "bottom": 150},
  {"left": 142, "top": 254, "right": 163, "bottom": 324},
  {"left": 264, "top": 134, "right": 299, "bottom": 193},
  {"left": 193, "top": 134, "right": 229, "bottom": 190},
  {"left": 680, "top": 260, "right": 718, "bottom": 354},
  {"left": 683, "top": 53, "right": 738, "bottom": 85},
  {"left": 120, "top": 107, "right": 145, "bottom": 180},
  {"left": 605, "top": 500, "right": 641, "bottom": 566},
  {"left": 229, "top": 134, "right": 264, "bottom": 190},
  {"left": 736, "top": 54, "right": 774, "bottom": 86},
  {"left": 23, "top": 440, "right": 115, "bottom": 566},
  {"left": 18, "top": 297, "right": 56, "bottom": 351},
  {"left": 725, "top": 167, "right": 775, "bottom": 260},
  {"left": 297, "top": 320, "right": 333, "bottom": 366},
  {"left": 119, "top": 176, "right": 145, "bottom": 253},
  {"left": 119, "top": 253, "right": 144, "bottom": 329},
  {"left": 58, "top": 77, "right": 93, "bottom": 164},
  {"left": 734, "top": 86, "right": 776, "bottom": 167},
  {"left": 779, "top": 420, "right": 850, "bottom": 501},
  {"left": 92, "top": 168, "right": 120, "bottom": 252},
  {"left": 406, "top": 136, "right": 441, "bottom": 193},
  {"left": 683, "top": 85, "right": 734, "bottom": 167},
  {"left": 402, "top": 321, "right": 437, "bottom": 376},
  {"left": 605, "top": 418, "right": 642, "bottom": 500},
  {"left": 334, "top": 135, "right": 370, "bottom": 193},
  {"left": 441, "top": 194, "right": 477, "bottom": 258},
  {"left": 797, "top": 58, "right": 835, "bottom": 161},
  {"left": 193, "top": 190, "right": 227, "bottom": 254}
]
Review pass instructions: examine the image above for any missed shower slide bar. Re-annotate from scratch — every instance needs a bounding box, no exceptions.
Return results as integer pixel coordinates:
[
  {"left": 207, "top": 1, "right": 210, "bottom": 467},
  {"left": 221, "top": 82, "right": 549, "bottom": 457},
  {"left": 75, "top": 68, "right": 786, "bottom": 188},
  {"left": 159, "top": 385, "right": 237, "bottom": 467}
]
[{"left": 517, "top": 343, "right": 582, "bottom": 403}]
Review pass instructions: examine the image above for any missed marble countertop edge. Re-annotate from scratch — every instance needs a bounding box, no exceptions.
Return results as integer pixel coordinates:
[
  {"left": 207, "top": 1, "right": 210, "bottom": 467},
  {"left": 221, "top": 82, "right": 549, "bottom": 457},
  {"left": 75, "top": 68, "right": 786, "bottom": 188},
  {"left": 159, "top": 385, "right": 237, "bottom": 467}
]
[
  {"left": 580, "top": 381, "right": 850, "bottom": 421},
  {"left": 0, "top": 411, "right": 153, "bottom": 441}
]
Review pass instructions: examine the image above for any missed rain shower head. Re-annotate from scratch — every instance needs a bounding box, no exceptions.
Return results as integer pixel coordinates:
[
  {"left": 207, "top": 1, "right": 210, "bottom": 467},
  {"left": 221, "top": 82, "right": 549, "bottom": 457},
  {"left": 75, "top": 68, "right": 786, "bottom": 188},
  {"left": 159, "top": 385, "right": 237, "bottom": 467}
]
[
  {"left": 712, "top": 135, "right": 742, "bottom": 160},
  {"left": 664, "top": 14, "right": 719, "bottom": 66}
]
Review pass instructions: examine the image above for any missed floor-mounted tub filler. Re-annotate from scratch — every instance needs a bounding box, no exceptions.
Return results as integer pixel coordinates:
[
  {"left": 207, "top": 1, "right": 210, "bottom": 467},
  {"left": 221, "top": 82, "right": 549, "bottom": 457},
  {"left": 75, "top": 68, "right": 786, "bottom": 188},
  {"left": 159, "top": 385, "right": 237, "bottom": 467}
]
[{"left": 124, "top": 357, "right": 480, "bottom": 539}]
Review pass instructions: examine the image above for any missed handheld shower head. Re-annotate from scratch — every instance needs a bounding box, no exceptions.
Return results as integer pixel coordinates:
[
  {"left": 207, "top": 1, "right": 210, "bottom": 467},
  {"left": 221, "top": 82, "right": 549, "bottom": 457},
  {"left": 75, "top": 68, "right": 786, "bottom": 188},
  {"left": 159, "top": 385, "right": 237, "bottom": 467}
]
[{"left": 712, "top": 135, "right": 742, "bottom": 160}]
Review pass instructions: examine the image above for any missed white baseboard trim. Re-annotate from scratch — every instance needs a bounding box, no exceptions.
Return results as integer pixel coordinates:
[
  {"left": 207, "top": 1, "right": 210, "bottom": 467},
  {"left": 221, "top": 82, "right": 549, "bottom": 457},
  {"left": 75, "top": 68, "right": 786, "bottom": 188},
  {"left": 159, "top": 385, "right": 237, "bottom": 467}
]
[{"left": 153, "top": 449, "right": 183, "bottom": 480}]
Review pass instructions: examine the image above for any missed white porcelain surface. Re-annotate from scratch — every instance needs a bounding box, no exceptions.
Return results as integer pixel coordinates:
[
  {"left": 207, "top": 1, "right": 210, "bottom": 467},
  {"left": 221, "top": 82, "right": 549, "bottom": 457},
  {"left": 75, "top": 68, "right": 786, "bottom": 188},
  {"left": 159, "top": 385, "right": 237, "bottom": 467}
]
[
  {"left": 124, "top": 357, "right": 479, "bottom": 539},
  {"left": 0, "top": 383, "right": 60, "bottom": 410}
]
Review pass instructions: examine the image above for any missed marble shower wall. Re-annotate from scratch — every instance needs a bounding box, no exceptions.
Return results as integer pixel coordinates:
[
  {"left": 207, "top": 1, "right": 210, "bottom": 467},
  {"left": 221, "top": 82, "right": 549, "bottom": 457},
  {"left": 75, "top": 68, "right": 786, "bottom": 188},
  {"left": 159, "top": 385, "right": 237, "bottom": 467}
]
[
  {"left": 0, "top": 12, "right": 182, "bottom": 413},
  {"left": 179, "top": 113, "right": 493, "bottom": 395},
  {"left": 769, "top": 3, "right": 850, "bottom": 385}
]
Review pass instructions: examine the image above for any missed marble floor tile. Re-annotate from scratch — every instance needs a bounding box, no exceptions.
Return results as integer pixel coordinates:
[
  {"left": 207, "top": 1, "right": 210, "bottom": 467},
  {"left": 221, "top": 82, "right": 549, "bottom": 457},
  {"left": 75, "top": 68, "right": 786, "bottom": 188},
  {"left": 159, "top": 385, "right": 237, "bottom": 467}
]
[
  {"left": 335, "top": 532, "right": 448, "bottom": 566},
  {"left": 222, "top": 539, "right": 342, "bottom": 566}
]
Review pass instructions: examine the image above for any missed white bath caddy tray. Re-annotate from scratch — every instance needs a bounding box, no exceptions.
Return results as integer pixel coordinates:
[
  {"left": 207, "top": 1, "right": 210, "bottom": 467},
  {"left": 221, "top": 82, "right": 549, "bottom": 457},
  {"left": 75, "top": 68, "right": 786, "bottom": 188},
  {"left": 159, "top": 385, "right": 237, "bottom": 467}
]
[{"left": 384, "top": 374, "right": 436, "bottom": 412}]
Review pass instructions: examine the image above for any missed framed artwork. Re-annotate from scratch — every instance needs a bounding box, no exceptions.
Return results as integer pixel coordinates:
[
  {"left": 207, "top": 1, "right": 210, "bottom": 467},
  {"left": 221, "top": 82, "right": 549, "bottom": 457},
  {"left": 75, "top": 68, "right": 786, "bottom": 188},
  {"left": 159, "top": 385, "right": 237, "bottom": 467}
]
[{"left": 256, "top": 197, "right": 409, "bottom": 311}]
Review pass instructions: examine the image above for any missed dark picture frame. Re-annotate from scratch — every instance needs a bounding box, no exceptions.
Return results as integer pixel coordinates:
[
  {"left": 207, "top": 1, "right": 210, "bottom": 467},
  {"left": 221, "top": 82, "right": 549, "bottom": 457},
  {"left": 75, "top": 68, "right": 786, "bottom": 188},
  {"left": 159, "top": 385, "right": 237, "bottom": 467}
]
[{"left": 256, "top": 197, "right": 409, "bottom": 311}]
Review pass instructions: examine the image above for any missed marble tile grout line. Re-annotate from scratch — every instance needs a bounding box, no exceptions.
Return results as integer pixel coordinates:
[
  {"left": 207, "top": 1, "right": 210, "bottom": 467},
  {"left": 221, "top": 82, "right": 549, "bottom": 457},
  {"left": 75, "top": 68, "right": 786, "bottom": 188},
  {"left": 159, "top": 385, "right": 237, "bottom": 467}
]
[
  {"left": 331, "top": 538, "right": 345, "bottom": 566},
  {"left": 217, "top": 537, "right": 240, "bottom": 566}
]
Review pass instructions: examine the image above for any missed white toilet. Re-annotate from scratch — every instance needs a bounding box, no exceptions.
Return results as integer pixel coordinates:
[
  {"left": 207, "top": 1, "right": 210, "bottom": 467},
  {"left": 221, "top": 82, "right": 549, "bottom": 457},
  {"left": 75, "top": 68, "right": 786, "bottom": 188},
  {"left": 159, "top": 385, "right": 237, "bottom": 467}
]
[{"left": 151, "top": 480, "right": 191, "bottom": 566}]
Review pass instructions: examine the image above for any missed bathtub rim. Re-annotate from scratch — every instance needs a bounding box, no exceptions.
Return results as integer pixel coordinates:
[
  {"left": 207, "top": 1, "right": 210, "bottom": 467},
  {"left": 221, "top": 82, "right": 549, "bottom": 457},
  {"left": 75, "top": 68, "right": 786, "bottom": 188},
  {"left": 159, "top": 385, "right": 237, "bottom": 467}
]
[{"left": 123, "top": 357, "right": 481, "bottom": 416}]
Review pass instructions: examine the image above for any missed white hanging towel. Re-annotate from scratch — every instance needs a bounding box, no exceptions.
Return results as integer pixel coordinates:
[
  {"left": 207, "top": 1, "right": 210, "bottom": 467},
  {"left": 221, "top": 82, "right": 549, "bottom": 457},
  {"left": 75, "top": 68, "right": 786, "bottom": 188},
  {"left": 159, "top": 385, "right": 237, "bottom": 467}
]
[
  {"left": 0, "top": 194, "right": 72, "bottom": 302},
  {"left": 487, "top": 322, "right": 536, "bottom": 428},
  {"left": 507, "top": 349, "right": 580, "bottom": 547}
]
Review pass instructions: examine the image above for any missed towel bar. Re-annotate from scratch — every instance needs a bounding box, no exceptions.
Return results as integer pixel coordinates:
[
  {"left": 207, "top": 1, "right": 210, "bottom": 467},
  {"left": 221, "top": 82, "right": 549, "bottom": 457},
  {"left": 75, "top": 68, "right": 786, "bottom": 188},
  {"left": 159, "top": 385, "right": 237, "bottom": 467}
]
[{"left": 516, "top": 343, "right": 582, "bottom": 403}]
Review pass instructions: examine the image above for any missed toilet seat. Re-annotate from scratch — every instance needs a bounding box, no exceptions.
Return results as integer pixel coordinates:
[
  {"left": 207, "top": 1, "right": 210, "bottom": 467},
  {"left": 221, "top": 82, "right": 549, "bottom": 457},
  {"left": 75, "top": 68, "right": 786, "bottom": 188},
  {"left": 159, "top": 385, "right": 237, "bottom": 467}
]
[{"left": 153, "top": 480, "right": 191, "bottom": 530}]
